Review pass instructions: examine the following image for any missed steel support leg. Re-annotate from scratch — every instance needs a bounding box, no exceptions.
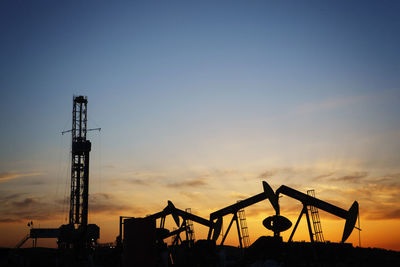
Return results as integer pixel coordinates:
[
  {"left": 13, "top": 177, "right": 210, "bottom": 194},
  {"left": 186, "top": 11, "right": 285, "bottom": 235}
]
[
  {"left": 220, "top": 214, "right": 236, "bottom": 245},
  {"left": 304, "top": 206, "right": 314, "bottom": 242},
  {"left": 234, "top": 213, "right": 243, "bottom": 249},
  {"left": 289, "top": 207, "right": 304, "bottom": 242}
]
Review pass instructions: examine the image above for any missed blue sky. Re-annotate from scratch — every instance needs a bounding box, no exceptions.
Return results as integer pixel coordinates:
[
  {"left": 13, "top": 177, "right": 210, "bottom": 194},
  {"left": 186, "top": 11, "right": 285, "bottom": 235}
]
[{"left": 0, "top": 0, "right": 400, "bottom": 249}]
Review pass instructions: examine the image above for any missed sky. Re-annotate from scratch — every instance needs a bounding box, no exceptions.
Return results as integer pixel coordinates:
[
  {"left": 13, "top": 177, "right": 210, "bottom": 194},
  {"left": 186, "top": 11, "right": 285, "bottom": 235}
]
[{"left": 0, "top": 0, "right": 399, "bottom": 250}]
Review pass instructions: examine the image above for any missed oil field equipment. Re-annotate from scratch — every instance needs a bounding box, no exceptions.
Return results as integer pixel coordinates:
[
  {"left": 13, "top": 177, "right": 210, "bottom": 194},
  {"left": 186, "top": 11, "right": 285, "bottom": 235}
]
[
  {"left": 16, "top": 96, "right": 100, "bottom": 250},
  {"left": 207, "top": 181, "right": 284, "bottom": 248},
  {"left": 275, "top": 184, "right": 359, "bottom": 243}
]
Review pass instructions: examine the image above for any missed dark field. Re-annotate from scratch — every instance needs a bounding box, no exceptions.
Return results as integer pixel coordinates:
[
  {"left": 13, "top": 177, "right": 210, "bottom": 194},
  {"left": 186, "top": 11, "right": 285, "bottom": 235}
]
[{"left": 1, "top": 239, "right": 400, "bottom": 267}]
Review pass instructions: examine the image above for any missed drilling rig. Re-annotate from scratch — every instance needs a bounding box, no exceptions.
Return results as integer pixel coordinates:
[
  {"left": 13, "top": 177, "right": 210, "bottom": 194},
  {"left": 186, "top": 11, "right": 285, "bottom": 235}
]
[
  {"left": 18, "top": 96, "right": 100, "bottom": 251},
  {"left": 59, "top": 95, "right": 100, "bottom": 249}
]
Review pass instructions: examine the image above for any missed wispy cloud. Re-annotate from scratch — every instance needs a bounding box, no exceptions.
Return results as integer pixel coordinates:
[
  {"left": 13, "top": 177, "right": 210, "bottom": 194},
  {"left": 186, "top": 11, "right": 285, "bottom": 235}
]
[
  {"left": 166, "top": 178, "right": 207, "bottom": 188},
  {"left": 317, "top": 173, "right": 400, "bottom": 220},
  {"left": 0, "top": 218, "right": 21, "bottom": 223},
  {"left": 104, "top": 165, "right": 115, "bottom": 169},
  {"left": 245, "top": 205, "right": 275, "bottom": 218},
  {"left": 127, "top": 178, "right": 151, "bottom": 186},
  {"left": 89, "top": 193, "right": 147, "bottom": 215},
  {"left": 381, "top": 209, "right": 400, "bottom": 220},
  {"left": 296, "top": 93, "right": 370, "bottom": 115},
  {"left": 313, "top": 172, "right": 335, "bottom": 181},
  {"left": 259, "top": 170, "right": 277, "bottom": 179},
  {"left": 0, "top": 193, "right": 25, "bottom": 203},
  {"left": 12, "top": 197, "right": 39, "bottom": 208},
  {"left": 258, "top": 167, "right": 320, "bottom": 182},
  {"left": 365, "top": 208, "right": 400, "bottom": 220},
  {"left": 329, "top": 172, "right": 368, "bottom": 183},
  {"left": 212, "top": 169, "right": 239, "bottom": 177},
  {"left": 259, "top": 167, "right": 369, "bottom": 185},
  {"left": 0, "top": 171, "right": 42, "bottom": 183},
  {"left": 0, "top": 192, "right": 148, "bottom": 224},
  {"left": 0, "top": 196, "right": 62, "bottom": 223},
  {"left": 111, "top": 171, "right": 168, "bottom": 186},
  {"left": 229, "top": 191, "right": 250, "bottom": 200},
  {"left": 179, "top": 191, "right": 204, "bottom": 200}
]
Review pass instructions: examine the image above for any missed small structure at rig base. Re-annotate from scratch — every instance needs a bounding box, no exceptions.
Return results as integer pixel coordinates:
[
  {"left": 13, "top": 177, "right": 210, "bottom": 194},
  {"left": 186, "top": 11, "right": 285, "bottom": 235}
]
[{"left": 122, "top": 218, "right": 158, "bottom": 267}]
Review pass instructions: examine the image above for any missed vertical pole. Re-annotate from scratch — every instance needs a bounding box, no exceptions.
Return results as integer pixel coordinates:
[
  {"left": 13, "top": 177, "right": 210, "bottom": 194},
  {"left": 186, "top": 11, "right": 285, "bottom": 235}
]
[
  {"left": 183, "top": 220, "right": 189, "bottom": 241},
  {"left": 304, "top": 206, "right": 314, "bottom": 242},
  {"left": 119, "top": 216, "right": 123, "bottom": 241},
  {"left": 234, "top": 213, "right": 243, "bottom": 249},
  {"left": 79, "top": 102, "right": 82, "bottom": 138},
  {"left": 69, "top": 98, "right": 76, "bottom": 225},
  {"left": 358, "top": 211, "right": 361, "bottom": 247},
  {"left": 82, "top": 151, "right": 89, "bottom": 226},
  {"left": 75, "top": 155, "right": 80, "bottom": 224}
]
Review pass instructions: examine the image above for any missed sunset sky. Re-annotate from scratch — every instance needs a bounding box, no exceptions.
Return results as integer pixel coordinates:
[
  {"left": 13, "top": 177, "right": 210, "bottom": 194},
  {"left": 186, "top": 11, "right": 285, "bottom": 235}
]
[{"left": 1, "top": 1, "right": 399, "bottom": 251}]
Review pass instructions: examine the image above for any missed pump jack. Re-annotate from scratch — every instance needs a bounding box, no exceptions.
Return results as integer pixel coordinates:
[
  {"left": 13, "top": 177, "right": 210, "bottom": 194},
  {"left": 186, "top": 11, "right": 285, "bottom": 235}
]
[
  {"left": 207, "top": 181, "right": 284, "bottom": 248},
  {"left": 119, "top": 201, "right": 220, "bottom": 247},
  {"left": 119, "top": 179, "right": 360, "bottom": 266},
  {"left": 205, "top": 181, "right": 359, "bottom": 247},
  {"left": 275, "top": 184, "right": 359, "bottom": 243}
]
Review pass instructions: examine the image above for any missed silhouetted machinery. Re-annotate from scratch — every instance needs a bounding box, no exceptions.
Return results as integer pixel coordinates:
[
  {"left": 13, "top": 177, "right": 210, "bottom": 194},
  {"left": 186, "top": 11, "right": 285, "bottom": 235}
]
[
  {"left": 120, "top": 180, "right": 360, "bottom": 244},
  {"left": 207, "top": 181, "right": 280, "bottom": 248},
  {"left": 119, "top": 181, "right": 360, "bottom": 266},
  {"left": 258, "top": 181, "right": 359, "bottom": 243},
  {"left": 120, "top": 201, "right": 220, "bottom": 266},
  {"left": 119, "top": 201, "right": 219, "bottom": 245},
  {"left": 58, "top": 96, "right": 100, "bottom": 249},
  {"left": 275, "top": 183, "right": 359, "bottom": 243},
  {"left": 17, "top": 96, "right": 100, "bottom": 251}
]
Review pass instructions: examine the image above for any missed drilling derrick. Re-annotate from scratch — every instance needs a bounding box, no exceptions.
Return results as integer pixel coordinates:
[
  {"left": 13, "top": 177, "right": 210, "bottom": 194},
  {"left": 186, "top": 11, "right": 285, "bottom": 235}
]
[
  {"left": 69, "top": 95, "right": 91, "bottom": 227},
  {"left": 60, "top": 95, "right": 99, "bottom": 250},
  {"left": 18, "top": 95, "right": 99, "bottom": 251}
]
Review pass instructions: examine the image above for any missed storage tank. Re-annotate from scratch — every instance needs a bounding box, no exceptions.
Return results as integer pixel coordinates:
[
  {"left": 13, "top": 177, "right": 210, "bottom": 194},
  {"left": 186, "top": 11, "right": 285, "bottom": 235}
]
[{"left": 122, "top": 217, "right": 157, "bottom": 267}]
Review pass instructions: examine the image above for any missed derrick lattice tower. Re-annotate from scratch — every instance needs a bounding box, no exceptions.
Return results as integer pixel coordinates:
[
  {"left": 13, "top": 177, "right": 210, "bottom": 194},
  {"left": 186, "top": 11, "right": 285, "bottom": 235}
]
[{"left": 69, "top": 96, "right": 91, "bottom": 227}]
